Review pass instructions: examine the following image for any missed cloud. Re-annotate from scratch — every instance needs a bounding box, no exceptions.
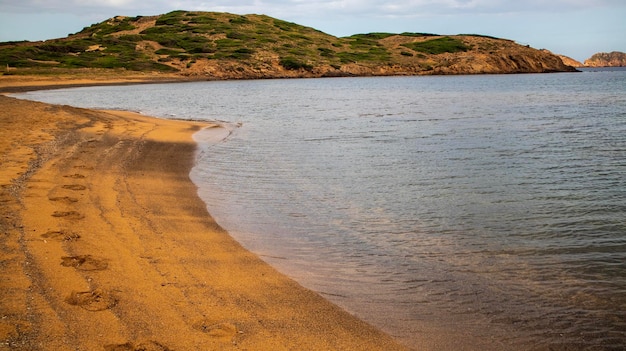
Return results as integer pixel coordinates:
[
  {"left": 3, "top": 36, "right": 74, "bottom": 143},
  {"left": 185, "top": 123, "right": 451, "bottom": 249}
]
[
  {"left": 2, "top": 0, "right": 623, "bottom": 17},
  {"left": 0, "top": 0, "right": 139, "bottom": 13},
  {"left": 1, "top": 0, "right": 624, "bottom": 34}
]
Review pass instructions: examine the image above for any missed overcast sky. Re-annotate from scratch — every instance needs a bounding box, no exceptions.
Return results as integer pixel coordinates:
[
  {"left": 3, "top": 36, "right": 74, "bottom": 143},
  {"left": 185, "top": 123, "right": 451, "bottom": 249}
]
[{"left": 1, "top": 0, "right": 624, "bottom": 61}]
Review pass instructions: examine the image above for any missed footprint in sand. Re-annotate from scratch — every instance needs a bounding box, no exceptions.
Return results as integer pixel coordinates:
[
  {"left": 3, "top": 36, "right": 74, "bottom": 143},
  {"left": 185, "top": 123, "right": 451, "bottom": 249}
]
[
  {"left": 63, "top": 174, "right": 86, "bottom": 179},
  {"left": 62, "top": 184, "right": 87, "bottom": 191},
  {"left": 41, "top": 230, "right": 81, "bottom": 241},
  {"left": 193, "top": 319, "right": 239, "bottom": 341},
  {"left": 0, "top": 319, "right": 30, "bottom": 341},
  {"left": 65, "top": 289, "right": 117, "bottom": 311},
  {"left": 104, "top": 341, "right": 172, "bottom": 351},
  {"left": 48, "top": 196, "right": 78, "bottom": 204},
  {"left": 51, "top": 211, "right": 84, "bottom": 220},
  {"left": 61, "top": 255, "right": 108, "bottom": 271}
]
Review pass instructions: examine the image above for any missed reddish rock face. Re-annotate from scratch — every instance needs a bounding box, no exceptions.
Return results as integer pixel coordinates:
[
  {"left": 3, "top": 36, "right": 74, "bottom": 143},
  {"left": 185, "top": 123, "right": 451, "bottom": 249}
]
[
  {"left": 556, "top": 54, "right": 584, "bottom": 68},
  {"left": 584, "top": 51, "right": 626, "bottom": 67}
]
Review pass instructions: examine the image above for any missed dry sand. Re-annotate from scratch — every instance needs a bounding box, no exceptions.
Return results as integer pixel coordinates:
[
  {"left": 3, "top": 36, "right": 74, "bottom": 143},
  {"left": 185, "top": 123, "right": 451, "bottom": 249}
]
[
  {"left": 0, "top": 71, "right": 183, "bottom": 94},
  {"left": 0, "top": 79, "right": 409, "bottom": 350}
]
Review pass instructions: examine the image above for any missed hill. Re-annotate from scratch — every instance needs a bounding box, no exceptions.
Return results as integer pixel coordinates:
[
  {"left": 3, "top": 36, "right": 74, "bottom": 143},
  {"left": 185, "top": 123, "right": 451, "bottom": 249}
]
[
  {"left": 0, "top": 11, "right": 577, "bottom": 78},
  {"left": 584, "top": 51, "right": 626, "bottom": 67},
  {"left": 555, "top": 54, "right": 583, "bottom": 68}
]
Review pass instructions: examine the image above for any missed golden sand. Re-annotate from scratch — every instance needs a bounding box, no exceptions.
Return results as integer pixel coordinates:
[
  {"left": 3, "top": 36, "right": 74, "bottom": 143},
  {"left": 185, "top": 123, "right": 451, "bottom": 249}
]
[{"left": 0, "top": 78, "right": 409, "bottom": 350}]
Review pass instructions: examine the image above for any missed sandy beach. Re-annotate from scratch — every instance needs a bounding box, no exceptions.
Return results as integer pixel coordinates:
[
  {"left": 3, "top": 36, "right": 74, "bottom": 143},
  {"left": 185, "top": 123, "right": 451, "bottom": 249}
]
[{"left": 0, "top": 78, "right": 409, "bottom": 350}]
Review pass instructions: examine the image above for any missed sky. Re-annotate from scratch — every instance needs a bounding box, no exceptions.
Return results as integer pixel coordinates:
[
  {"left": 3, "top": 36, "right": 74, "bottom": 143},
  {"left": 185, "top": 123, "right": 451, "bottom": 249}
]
[{"left": 1, "top": 0, "right": 625, "bottom": 62}]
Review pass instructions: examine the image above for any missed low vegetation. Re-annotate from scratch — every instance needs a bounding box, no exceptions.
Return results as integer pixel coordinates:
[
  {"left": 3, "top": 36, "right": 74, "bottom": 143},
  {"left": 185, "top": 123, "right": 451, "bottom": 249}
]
[{"left": 0, "top": 10, "right": 576, "bottom": 77}]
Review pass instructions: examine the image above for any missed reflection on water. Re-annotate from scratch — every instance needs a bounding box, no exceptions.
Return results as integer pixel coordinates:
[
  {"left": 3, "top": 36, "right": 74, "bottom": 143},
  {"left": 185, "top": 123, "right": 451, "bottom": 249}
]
[{"left": 18, "top": 69, "right": 626, "bottom": 350}]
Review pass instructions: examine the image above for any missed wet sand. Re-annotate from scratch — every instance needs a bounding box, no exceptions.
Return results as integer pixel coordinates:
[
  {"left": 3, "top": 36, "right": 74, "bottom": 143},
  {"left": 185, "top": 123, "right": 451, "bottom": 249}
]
[{"left": 0, "top": 81, "right": 409, "bottom": 350}]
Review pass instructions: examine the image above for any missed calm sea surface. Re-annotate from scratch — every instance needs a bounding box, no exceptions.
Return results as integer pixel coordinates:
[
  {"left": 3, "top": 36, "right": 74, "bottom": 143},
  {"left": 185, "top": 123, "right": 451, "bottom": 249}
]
[{"left": 17, "top": 69, "right": 626, "bottom": 350}]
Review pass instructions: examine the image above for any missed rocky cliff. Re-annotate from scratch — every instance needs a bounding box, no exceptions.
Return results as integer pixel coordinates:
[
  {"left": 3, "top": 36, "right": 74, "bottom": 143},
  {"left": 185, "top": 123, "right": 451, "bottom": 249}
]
[
  {"left": 584, "top": 51, "right": 626, "bottom": 67},
  {"left": 556, "top": 54, "right": 583, "bottom": 68}
]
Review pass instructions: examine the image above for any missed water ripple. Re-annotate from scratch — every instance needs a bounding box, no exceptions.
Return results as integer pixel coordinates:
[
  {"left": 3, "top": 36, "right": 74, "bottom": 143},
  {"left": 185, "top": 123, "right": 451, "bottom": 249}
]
[{"left": 16, "top": 69, "right": 626, "bottom": 350}]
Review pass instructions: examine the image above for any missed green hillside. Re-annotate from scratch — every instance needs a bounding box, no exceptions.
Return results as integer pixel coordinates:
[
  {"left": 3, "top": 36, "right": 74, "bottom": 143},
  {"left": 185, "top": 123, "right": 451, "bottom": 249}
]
[{"left": 0, "top": 10, "right": 576, "bottom": 77}]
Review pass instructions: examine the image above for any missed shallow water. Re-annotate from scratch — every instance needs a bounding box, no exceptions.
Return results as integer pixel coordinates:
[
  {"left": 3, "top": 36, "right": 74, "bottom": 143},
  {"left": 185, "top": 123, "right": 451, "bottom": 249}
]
[{"left": 18, "top": 68, "right": 626, "bottom": 350}]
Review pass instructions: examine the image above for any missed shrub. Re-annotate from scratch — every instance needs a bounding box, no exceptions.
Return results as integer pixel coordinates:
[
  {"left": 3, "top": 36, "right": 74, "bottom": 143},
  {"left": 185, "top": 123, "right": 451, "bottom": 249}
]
[
  {"left": 188, "top": 45, "right": 216, "bottom": 54},
  {"left": 188, "top": 16, "right": 217, "bottom": 24},
  {"left": 318, "top": 47, "right": 334, "bottom": 57},
  {"left": 229, "top": 16, "right": 249, "bottom": 25},
  {"left": 336, "top": 52, "right": 368, "bottom": 63},
  {"left": 274, "top": 19, "right": 296, "bottom": 31},
  {"left": 216, "top": 39, "right": 242, "bottom": 50},
  {"left": 118, "top": 34, "right": 143, "bottom": 42},
  {"left": 279, "top": 57, "right": 312, "bottom": 71},
  {"left": 226, "top": 31, "right": 249, "bottom": 40},
  {"left": 229, "top": 48, "right": 254, "bottom": 59},
  {"left": 155, "top": 48, "right": 183, "bottom": 55},
  {"left": 156, "top": 11, "right": 187, "bottom": 26},
  {"left": 94, "top": 56, "right": 121, "bottom": 68},
  {"left": 400, "top": 32, "right": 438, "bottom": 37},
  {"left": 349, "top": 33, "right": 394, "bottom": 40}
]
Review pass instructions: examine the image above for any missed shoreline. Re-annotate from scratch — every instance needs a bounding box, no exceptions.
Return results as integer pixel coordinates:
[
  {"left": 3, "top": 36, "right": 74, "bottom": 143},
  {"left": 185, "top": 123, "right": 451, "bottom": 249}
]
[
  {"left": 0, "top": 80, "right": 409, "bottom": 350},
  {"left": 0, "top": 73, "right": 192, "bottom": 94}
]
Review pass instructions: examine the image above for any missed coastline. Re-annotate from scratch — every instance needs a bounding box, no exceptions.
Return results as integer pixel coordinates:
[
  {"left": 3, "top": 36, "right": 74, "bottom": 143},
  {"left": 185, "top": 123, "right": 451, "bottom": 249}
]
[
  {"left": 0, "top": 82, "right": 409, "bottom": 350},
  {"left": 0, "top": 72, "right": 188, "bottom": 94}
]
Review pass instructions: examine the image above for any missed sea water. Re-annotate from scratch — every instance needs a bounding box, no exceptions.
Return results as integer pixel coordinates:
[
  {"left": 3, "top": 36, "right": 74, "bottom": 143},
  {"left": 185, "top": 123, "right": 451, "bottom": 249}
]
[{"left": 17, "top": 68, "right": 626, "bottom": 350}]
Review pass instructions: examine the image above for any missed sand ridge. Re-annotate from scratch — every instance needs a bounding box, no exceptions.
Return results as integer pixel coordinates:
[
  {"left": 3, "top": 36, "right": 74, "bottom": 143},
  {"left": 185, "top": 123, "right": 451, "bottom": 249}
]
[{"left": 0, "top": 94, "right": 409, "bottom": 350}]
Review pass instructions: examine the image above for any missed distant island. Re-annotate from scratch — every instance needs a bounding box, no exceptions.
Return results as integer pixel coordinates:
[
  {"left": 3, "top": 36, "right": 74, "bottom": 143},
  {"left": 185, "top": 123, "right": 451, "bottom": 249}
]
[
  {"left": 584, "top": 51, "right": 626, "bottom": 67},
  {"left": 0, "top": 10, "right": 583, "bottom": 79},
  {"left": 556, "top": 51, "right": 626, "bottom": 68}
]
